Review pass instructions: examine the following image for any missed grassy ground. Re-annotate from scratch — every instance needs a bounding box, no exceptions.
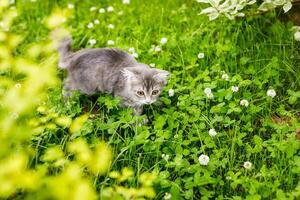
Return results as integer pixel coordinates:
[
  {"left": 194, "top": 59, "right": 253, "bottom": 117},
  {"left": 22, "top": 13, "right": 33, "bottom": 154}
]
[{"left": 9, "top": 0, "right": 300, "bottom": 199}]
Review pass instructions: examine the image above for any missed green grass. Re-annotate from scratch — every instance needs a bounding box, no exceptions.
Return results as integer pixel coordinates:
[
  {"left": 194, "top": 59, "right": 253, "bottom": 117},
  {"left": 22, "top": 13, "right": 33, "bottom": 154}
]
[{"left": 8, "top": 0, "right": 300, "bottom": 199}]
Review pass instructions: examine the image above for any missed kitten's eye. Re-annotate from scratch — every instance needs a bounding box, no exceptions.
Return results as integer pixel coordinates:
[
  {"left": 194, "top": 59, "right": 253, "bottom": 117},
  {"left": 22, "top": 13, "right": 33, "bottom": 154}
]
[
  {"left": 152, "top": 90, "right": 159, "bottom": 95},
  {"left": 136, "top": 90, "right": 145, "bottom": 96}
]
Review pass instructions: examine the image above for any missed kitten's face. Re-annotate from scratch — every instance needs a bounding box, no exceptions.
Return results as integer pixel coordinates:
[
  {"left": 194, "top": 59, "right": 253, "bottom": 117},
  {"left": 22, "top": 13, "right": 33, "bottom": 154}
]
[{"left": 122, "top": 66, "right": 169, "bottom": 106}]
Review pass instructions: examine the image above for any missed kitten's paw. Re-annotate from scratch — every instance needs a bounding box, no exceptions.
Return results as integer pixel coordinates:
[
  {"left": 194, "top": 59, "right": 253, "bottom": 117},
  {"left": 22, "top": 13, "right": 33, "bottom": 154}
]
[{"left": 138, "top": 117, "right": 149, "bottom": 126}]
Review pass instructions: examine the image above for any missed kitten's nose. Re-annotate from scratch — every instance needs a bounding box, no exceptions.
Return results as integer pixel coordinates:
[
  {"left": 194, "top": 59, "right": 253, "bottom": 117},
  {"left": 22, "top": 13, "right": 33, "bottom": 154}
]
[{"left": 145, "top": 98, "right": 152, "bottom": 104}]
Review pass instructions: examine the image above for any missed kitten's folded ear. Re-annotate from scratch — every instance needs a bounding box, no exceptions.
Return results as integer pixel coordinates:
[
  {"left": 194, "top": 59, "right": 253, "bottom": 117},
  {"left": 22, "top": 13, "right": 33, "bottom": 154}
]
[
  {"left": 154, "top": 69, "right": 170, "bottom": 84},
  {"left": 121, "top": 68, "right": 138, "bottom": 80}
]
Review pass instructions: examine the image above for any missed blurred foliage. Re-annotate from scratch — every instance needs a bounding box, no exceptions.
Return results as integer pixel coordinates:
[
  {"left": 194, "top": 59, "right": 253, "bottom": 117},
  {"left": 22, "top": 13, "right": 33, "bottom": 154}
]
[{"left": 0, "top": 0, "right": 156, "bottom": 199}]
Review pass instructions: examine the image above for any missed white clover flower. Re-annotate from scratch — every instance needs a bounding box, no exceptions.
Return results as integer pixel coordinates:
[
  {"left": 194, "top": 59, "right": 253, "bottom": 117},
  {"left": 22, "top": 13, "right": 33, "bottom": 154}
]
[
  {"left": 162, "top": 154, "right": 170, "bottom": 161},
  {"left": 208, "top": 128, "right": 217, "bottom": 137},
  {"left": 198, "top": 52, "right": 205, "bottom": 59},
  {"left": 267, "top": 89, "right": 276, "bottom": 98},
  {"left": 154, "top": 46, "right": 161, "bottom": 52},
  {"left": 99, "top": 8, "right": 105, "bottom": 13},
  {"left": 149, "top": 63, "right": 155, "bottom": 67},
  {"left": 118, "top": 10, "right": 123, "bottom": 15},
  {"left": 123, "top": 0, "right": 130, "bottom": 4},
  {"left": 107, "top": 6, "right": 114, "bottom": 12},
  {"left": 90, "top": 6, "right": 97, "bottom": 11},
  {"left": 198, "top": 154, "right": 209, "bottom": 165},
  {"left": 88, "top": 39, "right": 96, "bottom": 46},
  {"left": 87, "top": 22, "right": 94, "bottom": 29},
  {"left": 132, "top": 52, "right": 138, "bottom": 58},
  {"left": 160, "top": 37, "right": 168, "bottom": 45},
  {"left": 168, "top": 89, "right": 174, "bottom": 97},
  {"left": 10, "top": 0, "right": 15, "bottom": 4},
  {"left": 204, "top": 87, "right": 214, "bottom": 98},
  {"left": 206, "top": 93, "right": 214, "bottom": 98},
  {"left": 294, "top": 32, "right": 300, "bottom": 41},
  {"left": 240, "top": 99, "right": 249, "bottom": 107},
  {"left": 231, "top": 86, "right": 239, "bottom": 92},
  {"left": 164, "top": 193, "right": 172, "bottom": 200},
  {"left": 15, "top": 83, "right": 21, "bottom": 88},
  {"left": 94, "top": 19, "right": 100, "bottom": 24},
  {"left": 107, "top": 40, "right": 115, "bottom": 45},
  {"left": 221, "top": 73, "right": 229, "bottom": 81},
  {"left": 129, "top": 47, "right": 135, "bottom": 53},
  {"left": 108, "top": 24, "right": 115, "bottom": 29},
  {"left": 204, "top": 88, "right": 212, "bottom": 95},
  {"left": 243, "top": 161, "right": 252, "bottom": 169},
  {"left": 67, "top": 3, "right": 74, "bottom": 9}
]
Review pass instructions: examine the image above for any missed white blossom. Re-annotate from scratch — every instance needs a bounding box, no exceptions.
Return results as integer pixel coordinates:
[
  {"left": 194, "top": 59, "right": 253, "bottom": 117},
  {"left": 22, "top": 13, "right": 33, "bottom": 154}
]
[
  {"left": 198, "top": 154, "right": 209, "bottom": 165},
  {"left": 108, "top": 24, "right": 115, "bottom": 29},
  {"left": 87, "top": 22, "right": 94, "bottom": 29},
  {"left": 164, "top": 193, "right": 172, "bottom": 200},
  {"left": 90, "top": 6, "right": 97, "bottom": 12},
  {"left": 149, "top": 63, "right": 156, "bottom": 67},
  {"left": 221, "top": 73, "right": 229, "bottom": 81},
  {"left": 204, "top": 88, "right": 212, "bottom": 95},
  {"left": 88, "top": 39, "right": 96, "bottom": 46},
  {"left": 168, "top": 89, "right": 174, "bottom": 97},
  {"left": 294, "top": 31, "right": 300, "bottom": 41},
  {"left": 208, "top": 128, "right": 217, "bottom": 137},
  {"left": 160, "top": 37, "right": 168, "bottom": 45},
  {"left": 99, "top": 8, "right": 105, "bottom": 13},
  {"left": 206, "top": 92, "right": 214, "bottom": 98},
  {"left": 267, "top": 89, "right": 276, "bottom": 98},
  {"left": 162, "top": 154, "right": 170, "bottom": 161},
  {"left": 240, "top": 99, "right": 249, "bottom": 107},
  {"left": 129, "top": 47, "right": 135, "bottom": 53},
  {"left": 107, "top": 6, "right": 114, "bottom": 12},
  {"left": 231, "top": 86, "right": 239, "bottom": 92},
  {"left": 243, "top": 161, "right": 252, "bottom": 169},
  {"left": 198, "top": 52, "right": 205, "bottom": 59},
  {"left": 283, "top": 1, "right": 292, "bottom": 13},
  {"left": 123, "top": 0, "right": 130, "bottom": 4},
  {"left": 132, "top": 52, "right": 138, "bottom": 58},
  {"left": 107, "top": 40, "right": 115, "bottom": 45},
  {"left": 94, "top": 19, "right": 100, "bottom": 24},
  {"left": 67, "top": 3, "right": 74, "bottom": 9}
]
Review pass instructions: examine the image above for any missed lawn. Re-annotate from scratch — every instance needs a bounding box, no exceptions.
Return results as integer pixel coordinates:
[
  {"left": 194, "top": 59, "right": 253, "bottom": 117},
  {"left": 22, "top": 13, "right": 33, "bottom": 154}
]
[{"left": 0, "top": 0, "right": 300, "bottom": 199}]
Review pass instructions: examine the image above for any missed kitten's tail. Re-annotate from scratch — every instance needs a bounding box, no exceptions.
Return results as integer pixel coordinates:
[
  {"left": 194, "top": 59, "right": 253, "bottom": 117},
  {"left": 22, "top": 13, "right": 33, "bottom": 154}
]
[{"left": 57, "top": 36, "right": 72, "bottom": 69}]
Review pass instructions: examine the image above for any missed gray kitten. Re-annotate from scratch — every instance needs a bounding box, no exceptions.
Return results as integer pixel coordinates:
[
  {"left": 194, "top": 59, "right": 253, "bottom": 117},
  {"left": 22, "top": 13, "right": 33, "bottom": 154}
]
[{"left": 58, "top": 37, "right": 169, "bottom": 115}]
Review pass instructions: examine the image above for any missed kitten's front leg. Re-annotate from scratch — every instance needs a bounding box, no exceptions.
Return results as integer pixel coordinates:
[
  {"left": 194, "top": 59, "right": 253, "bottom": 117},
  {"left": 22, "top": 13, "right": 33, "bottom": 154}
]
[{"left": 133, "top": 106, "right": 149, "bottom": 125}]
